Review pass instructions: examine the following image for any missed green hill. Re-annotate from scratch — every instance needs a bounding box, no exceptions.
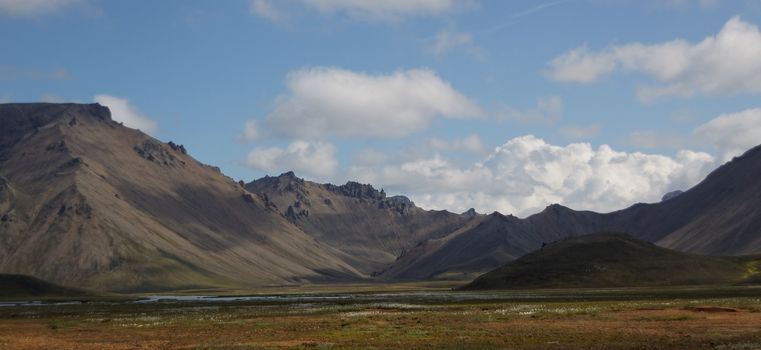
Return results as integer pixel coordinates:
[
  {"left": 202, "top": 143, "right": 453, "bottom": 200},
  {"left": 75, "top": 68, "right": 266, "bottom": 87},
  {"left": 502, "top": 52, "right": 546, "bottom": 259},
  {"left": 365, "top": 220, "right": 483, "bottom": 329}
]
[
  {"left": 462, "top": 233, "right": 761, "bottom": 290},
  {"left": 0, "top": 274, "right": 89, "bottom": 298}
]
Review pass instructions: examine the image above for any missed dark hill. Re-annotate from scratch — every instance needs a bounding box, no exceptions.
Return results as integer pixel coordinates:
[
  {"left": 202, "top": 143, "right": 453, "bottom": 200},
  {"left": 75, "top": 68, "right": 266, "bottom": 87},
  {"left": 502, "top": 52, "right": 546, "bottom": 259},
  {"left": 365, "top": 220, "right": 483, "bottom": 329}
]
[
  {"left": 0, "top": 274, "right": 88, "bottom": 297},
  {"left": 462, "top": 234, "right": 761, "bottom": 290}
]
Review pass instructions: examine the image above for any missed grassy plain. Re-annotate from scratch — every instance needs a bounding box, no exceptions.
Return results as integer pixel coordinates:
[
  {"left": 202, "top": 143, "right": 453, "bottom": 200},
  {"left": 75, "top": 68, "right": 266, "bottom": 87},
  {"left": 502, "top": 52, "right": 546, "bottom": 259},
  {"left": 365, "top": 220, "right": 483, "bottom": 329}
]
[{"left": 2, "top": 284, "right": 761, "bottom": 349}]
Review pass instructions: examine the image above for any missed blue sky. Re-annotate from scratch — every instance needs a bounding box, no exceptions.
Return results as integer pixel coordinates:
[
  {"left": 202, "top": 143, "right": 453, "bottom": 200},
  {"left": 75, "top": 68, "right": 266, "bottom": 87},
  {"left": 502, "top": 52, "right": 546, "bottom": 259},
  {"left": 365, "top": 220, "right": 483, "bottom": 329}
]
[{"left": 4, "top": 0, "right": 761, "bottom": 216}]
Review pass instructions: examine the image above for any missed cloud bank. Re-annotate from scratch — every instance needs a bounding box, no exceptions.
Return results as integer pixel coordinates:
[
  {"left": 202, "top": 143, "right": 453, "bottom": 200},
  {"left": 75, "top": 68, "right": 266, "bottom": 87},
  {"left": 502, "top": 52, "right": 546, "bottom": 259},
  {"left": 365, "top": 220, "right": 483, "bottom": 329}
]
[
  {"left": 547, "top": 17, "right": 761, "bottom": 102},
  {"left": 261, "top": 67, "right": 482, "bottom": 139},
  {"left": 345, "top": 135, "right": 716, "bottom": 216},
  {"left": 245, "top": 141, "right": 337, "bottom": 178}
]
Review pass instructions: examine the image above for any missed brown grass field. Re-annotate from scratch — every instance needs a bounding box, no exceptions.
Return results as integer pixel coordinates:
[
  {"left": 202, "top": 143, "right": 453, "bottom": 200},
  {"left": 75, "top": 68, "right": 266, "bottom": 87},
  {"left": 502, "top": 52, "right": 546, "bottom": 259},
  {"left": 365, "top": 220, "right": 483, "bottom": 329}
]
[{"left": 2, "top": 284, "right": 761, "bottom": 349}]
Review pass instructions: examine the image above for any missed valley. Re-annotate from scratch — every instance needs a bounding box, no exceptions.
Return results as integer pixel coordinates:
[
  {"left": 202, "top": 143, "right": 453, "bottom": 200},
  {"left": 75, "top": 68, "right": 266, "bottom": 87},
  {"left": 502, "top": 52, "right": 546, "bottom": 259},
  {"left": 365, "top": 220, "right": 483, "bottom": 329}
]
[{"left": 2, "top": 285, "right": 761, "bottom": 349}]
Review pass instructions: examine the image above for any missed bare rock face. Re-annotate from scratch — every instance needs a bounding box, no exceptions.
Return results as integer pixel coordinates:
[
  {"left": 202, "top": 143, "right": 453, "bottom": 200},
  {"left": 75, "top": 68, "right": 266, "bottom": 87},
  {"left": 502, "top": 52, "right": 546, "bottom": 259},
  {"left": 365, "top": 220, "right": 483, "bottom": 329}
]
[{"left": 326, "top": 181, "right": 386, "bottom": 200}]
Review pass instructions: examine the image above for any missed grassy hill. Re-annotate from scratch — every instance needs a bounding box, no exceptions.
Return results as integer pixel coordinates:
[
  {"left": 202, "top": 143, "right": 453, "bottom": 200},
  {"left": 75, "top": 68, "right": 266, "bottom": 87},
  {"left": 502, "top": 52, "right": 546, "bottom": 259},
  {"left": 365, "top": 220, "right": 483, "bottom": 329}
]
[
  {"left": 0, "top": 274, "right": 90, "bottom": 298},
  {"left": 462, "top": 233, "right": 761, "bottom": 290}
]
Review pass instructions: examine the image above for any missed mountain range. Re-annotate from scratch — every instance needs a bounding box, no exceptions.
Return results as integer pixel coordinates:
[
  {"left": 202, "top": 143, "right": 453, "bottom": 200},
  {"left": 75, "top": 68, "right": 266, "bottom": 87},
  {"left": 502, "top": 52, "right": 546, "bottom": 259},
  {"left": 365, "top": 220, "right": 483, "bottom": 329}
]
[{"left": 2, "top": 103, "right": 761, "bottom": 291}]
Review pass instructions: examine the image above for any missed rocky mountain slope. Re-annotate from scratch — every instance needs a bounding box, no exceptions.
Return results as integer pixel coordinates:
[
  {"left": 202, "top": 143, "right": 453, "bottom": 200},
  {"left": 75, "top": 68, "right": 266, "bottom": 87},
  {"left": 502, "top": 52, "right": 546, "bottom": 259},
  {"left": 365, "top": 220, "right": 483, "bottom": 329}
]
[
  {"left": 462, "top": 233, "right": 761, "bottom": 290},
  {"left": 0, "top": 103, "right": 362, "bottom": 291},
  {"left": 247, "top": 173, "right": 481, "bottom": 275}
]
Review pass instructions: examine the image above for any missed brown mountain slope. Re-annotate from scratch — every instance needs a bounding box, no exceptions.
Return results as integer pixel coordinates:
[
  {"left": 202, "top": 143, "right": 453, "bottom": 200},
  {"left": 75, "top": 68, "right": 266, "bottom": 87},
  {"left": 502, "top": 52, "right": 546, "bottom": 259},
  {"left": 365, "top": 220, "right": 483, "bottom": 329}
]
[
  {"left": 0, "top": 103, "right": 362, "bottom": 291},
  {"left": 381, "top": 145, "right": 761, "bottom": 280},
  {"left": 247, "top": 173, "right": 480, "bottom": 275},
  {"left": 381, "top": 206, "right": 607, "bottom": 280},
  {"left": 609, "top": 145, "right": 761, "bottom": 255}
]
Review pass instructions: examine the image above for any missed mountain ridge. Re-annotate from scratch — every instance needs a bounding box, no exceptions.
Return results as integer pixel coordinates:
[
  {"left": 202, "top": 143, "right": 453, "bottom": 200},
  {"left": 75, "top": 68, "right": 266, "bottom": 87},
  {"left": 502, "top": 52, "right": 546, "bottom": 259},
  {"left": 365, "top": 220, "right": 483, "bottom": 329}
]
[
  {"left": 4, "top": 102, "right": 761, "bottom": 291},
  {"left": 0, "top": 103, "right": 363, "bottom": 291}
]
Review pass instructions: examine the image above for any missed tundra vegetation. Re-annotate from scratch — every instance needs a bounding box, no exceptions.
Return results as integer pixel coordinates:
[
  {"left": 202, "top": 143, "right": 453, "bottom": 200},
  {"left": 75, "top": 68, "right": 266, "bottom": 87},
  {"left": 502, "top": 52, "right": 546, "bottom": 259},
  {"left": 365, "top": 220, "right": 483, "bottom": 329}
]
[{"left": 2, "top": 284, "right": 761, "bottom": 349}]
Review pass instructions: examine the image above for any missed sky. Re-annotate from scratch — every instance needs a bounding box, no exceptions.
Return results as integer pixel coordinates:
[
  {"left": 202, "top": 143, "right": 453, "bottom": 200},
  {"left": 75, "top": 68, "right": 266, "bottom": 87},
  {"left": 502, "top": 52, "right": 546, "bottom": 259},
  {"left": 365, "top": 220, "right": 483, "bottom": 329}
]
[{"left": 3, "top": 0, "right": 761, "bottom": 217}]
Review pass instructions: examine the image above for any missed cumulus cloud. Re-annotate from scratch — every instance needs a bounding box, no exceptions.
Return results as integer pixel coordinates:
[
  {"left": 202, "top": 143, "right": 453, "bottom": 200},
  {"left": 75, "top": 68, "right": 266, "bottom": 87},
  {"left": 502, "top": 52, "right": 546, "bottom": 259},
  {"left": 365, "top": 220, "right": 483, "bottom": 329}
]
[
  {"left": 93, "top": 95, "right": 159, "bottom": 135},
  {"left": 244, "top": 141, "right": 338, "bottom": 178},
  {"left": 496, "top": 96, "right": 563, "bottom": 124},
  {"left": 0, "top": 0, "right": 82, "bottom": 16},
  {"left": 251, "top": 0, "right": 459, "bottom": 22},
  {"left": 263, "top": 67, "right": 482, "bottom": 139},
  {"left": 695, "top": 108, "right": 761, "bottom": 162},
  {"left": 547, "top": 17, "right": 761, "bottom": 102},
  {"left": 348, "top": 135, "right": 716, "bottom": 216}
]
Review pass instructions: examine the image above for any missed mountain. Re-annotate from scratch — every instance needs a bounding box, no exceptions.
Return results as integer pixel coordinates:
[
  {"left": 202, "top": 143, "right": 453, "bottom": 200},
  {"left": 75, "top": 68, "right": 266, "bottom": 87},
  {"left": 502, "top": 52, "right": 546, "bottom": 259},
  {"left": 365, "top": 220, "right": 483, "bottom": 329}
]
[
  {"left": 0, "top": 103, "right": 362, "bottom": 292},
  {"left": 0, "top": 274, "right": 89, "bottom": 298},
  {"left": 462, "top": 233, "right": 761, "bottom": 290},
  {"left": 247, "top": 173, "right": 481, "bottom": 275},
  {"left": 5, "top": 102, "right": 761, "bottom": 291},
  {"left": 380, "top": 206, "right": 607, "bottom": 280},
  {"left": 385, "top": 145, "right": 761, "bottom": 280}
]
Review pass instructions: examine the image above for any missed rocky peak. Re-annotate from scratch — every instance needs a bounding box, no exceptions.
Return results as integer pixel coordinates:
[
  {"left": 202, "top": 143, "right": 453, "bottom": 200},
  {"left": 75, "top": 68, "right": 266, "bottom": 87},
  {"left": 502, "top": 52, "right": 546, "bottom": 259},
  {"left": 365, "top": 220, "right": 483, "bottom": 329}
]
[
  {"left": 462, "top": 208, "right": 478, "bottom": 217},
  {"left": 1, "top": 103, "right": 112, "bottom": 156},
  {"left": 327, "top": 181, "right": 386, "bottom": 200}
]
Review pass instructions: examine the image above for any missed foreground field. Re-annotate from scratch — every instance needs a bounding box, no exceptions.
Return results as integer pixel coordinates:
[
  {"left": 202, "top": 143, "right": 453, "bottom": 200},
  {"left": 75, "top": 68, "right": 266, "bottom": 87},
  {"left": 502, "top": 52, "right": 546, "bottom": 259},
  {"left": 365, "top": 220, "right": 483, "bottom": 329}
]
[{"left": 2, "top": 286, "right": 761, "bottom": 349}]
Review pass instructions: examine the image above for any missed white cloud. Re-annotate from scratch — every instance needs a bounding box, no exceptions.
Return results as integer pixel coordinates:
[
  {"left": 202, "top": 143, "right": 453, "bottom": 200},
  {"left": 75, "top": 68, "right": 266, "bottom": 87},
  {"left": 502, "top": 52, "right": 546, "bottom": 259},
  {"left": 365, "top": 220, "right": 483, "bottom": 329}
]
[
  {"left": 547, "top": 17, "right": 761, "bottom": 101},
  {"left": 428, "top": 134, "right": 487, "bottom": 154},
  {"left": 496, "top": 96, "right": 563, "bottom": 124},
  {"left": 93, "top": 95, "right": 159, "bottom": 135},
  {"left": 694, "top": 108, "right": 761, "bottom": 162},
  {"left": 245, "top": 140, "right": 337, "bottom": 178},
  {"left": 0, "top": 0, "right": 82, "bottom": 16},
  {"left": 560, "top": 124, "right": 601, "bottom": 140},
  {"left": 238, "top": 120, "right": 261, "bottom": 143},
  {"left": 428, "top": 26, "right": 484, "bottom": 60},
  {"left": 348, "top": 135, "right": 716, "bottom": 216},
  {"left": 263, "top": 67, "right": 482, "bottom": 139}
]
